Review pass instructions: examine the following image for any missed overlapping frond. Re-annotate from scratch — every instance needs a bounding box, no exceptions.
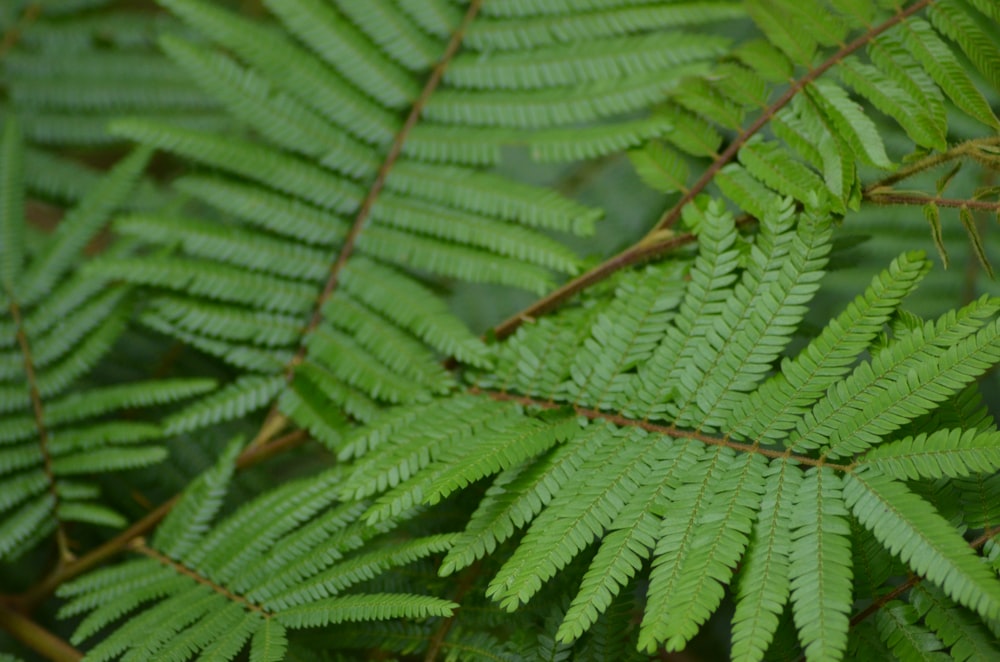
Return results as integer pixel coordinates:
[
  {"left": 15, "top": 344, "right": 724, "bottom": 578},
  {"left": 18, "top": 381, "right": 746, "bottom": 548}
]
[
  {"left": 79, "top": 0, "right": 667, "bottom": 441},
  {"left": 0, "top": 117, "right": 212, "bottom": 561},
  {"left": 3, "top": 1, "right": 999, "bottom": 660},
  {"left": 57, "top": 439, "right": 456, "bottom": 661}
]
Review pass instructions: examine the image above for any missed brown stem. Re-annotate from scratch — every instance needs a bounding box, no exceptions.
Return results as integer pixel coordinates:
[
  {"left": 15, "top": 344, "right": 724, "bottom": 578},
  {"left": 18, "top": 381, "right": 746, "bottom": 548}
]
[
  {"left": 6, "top": 289, "right": 71, "bottom": 564},
  {"left": 866, "top": 194, "right": 1000, "bottom": 211},
  {"left": 470, "top": 387, "right": 851, "bottom": 471},
  {"left": 130, "top": 538, "right": 268, "bottom": 615},
  {"left": 652, "top": 0, "right": 933, "bottom": 232},
  {"left": 237, "top": 429, "right": 309, "bottom": 468},
  {"left": 290, "top": 0, "right": 484, "bottom": 366},
  {"left": 423, "top": 562, "right": 482, "bottom": 662},
  {"left": 14, "top": 497, "right": 177, "bottom": 610},
  {"left": 491, "top": 215, "right": 757, "bottom": 341},
  {"left": 863, "top": 135, "right": 1000, "bottom": 193},
  {"left": 0, "top": 600, "right": 82, "bottom": 662}
]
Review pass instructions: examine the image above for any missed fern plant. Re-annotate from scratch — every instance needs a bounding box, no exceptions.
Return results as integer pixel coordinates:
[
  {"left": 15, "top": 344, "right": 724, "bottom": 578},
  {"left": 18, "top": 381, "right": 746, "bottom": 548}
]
[
  {"left": 0, "top": 117, "right": 213, "bottom": 564},
  {"left": 2, "top": 0, "right": 1000, "bottom": 661}
]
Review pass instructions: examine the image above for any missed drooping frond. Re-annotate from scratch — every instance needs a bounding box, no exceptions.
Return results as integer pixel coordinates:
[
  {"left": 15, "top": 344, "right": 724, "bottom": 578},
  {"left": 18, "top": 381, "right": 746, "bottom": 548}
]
[
  {"left": 0, "top": 117, "right": 213, "bottom": 561},
  {"left": 57, "top": 438, "right": 457, "bottom": 661}
]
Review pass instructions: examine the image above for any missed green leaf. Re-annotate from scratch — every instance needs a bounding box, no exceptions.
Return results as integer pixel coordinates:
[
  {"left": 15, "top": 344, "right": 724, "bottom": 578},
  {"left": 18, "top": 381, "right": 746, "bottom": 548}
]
[
  {"left": 845, "top": 468, "right": 1000, "bottom": 622},
  {"left": 789, "top": 468, "right": 852, "bottom": 662},
  {"left": 805, "top": 80, "right": 894, "bottom": 170},
  {"left": 900, "top": 18, "right": 1000, "bottom": 130},
  {"left": 628, "top": 142, "right": 689, "bottom": 194},
  {"left": 731, "top": 459, "right": 802, "bottom": 662},
  {"left": 859, "top": 428, "right": 1000, "bottom": 480},
  {"left": 274, "top": 594, "right": 457, "bottom": 628}
]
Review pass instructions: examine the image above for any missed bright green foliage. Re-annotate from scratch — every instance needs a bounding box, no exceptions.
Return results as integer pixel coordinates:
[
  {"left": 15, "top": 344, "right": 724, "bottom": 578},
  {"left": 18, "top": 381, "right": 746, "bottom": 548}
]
[
  {"left": 1, "top": 0, "right": 999, "bottom": 660},
  {"left": 0, "top": 117, "right": 213, "bottom": 561},
  {"left": 344, "top": 196, "right": 1000, "bottom": 658}
]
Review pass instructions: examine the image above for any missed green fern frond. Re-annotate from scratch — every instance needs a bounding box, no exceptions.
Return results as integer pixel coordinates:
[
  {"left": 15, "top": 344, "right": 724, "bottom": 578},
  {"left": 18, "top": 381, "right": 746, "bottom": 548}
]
[
  {"left": 627, "top": 200, "right": 741, "bottom": 418},
  {"left": 465, "top": 2, "right": 742, "bottom": 51},
  {"left": 485, "top": 424, "right": 649, "bottom": 611},
  {"left": 729, "top": 250, "right": 931, "bottom": 444},
  {"left": 672, "top": 202, "right": 831, "bottom": 428},
  {"left": 844, "top": 468, "right": 1000, "bottom": 622},
  {"left": 86, "top": 0, "right": 651, "bottom": 446},
  {"left": 342, "top": 201, "right": 1000, "bottom": 656},
  {"left": 788, "top": 466, "right": 853, "bottom": 661},
  {"left": 163, "top": 375, "right": 285, "bottom": 436},
  {"left": 859, "top": 428, "right": 1000, "bottom": 481},
  {"left": 874, "top": 599, "right": 949, "bottom": 661},
  {"left": 786, "top": 296, "right": 1000, "bottom": 456},
  {"left": 1, "top": 3, "right": 226, "bottom": 155},
  {"left": 0, "top": 117, "right": 213, "bottom": 562},
  {"left": 58, "top": 441, "right": 457, "bottom": 660},
  {"left": 910, "top": 582, "right": 1000, "bottom": 661},
  {"left": 641, "top": 450, "right": 767, "bottom": 651},
  {"left": 730, "top": 458, "right": 802, "bottom": 662},
  {"left": 556, "top": 440, "right": 699, "bottom": 643}
]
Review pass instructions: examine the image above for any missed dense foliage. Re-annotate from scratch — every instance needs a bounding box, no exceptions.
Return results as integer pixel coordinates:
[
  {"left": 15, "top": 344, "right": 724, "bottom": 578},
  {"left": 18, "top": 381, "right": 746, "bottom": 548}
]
[{"left": 2, "top": 1, "right": 1000, "bottom": 660}]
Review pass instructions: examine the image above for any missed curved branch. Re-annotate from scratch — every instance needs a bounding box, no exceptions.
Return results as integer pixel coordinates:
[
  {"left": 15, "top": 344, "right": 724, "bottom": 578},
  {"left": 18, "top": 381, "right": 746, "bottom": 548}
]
[
  {"left": 866, "top": 194, "right": 1000, "bottom": 211},
  {"left": 0, "top": 599, "right": 82, "bottom": 662}
]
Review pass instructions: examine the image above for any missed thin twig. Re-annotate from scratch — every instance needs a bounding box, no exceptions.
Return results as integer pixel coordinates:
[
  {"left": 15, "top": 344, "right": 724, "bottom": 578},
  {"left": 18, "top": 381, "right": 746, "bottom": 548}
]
[
  {"left": 237, "top": 429, "right": 309, "bottom": 468},
  {"left": 864, "top": 135, "right": 1000, "bottom": 193},
  {"left": 866, "top": 193, "right": 1000, "bottom": 211},
  {"left": 6, "top": 289, "right": 71, "bottom": 564}
]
